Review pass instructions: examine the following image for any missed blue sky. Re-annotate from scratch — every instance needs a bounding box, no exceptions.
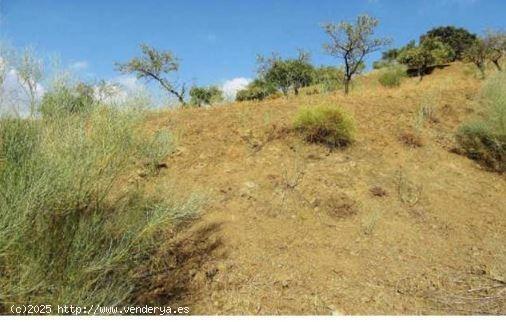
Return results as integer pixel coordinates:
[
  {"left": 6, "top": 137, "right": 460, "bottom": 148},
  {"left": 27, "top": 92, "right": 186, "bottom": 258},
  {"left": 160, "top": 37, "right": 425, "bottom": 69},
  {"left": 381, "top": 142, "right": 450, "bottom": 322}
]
[{"left": 1, "top": 0, "right": 505, "bottom": 97}]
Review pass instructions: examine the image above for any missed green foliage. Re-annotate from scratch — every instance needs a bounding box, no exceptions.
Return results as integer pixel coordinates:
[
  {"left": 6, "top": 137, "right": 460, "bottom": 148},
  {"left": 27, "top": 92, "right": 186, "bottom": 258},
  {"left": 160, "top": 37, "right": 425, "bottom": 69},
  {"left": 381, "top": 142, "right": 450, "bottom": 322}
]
[
  {"left": 373, "top": 48, "right": 402, "bottom": 69},
  {"left": 397, "top": 37, "right": 454, "bottom": 79},
  {"left": 378, "top": 65, "right": 407, "bottom": 87},
  {"left": 456, "top": 122, "right": 505, "bottom": 172},
  {"left": 420, "top": 26, "right": 477, "bottom": 61},
  {"left": 258, "top": 51, "right": 314, "bottom": 96},
  {"left": 39, "top": 82, "right": 96, "bottom": 117},
  {"left": 116, "top": 44, "right": 186, "bottom": 105},
  {"left": 322, "top": 14, "right": 391, "bottom": 94},
  {"left": 372, "top": 60, "right": 393, "bottom": 70},
  {"left": 0, "top": 106, "right": 201, "bottom": 307},
  {"left": 482, "top": 71, "right": 506, "bottom": 135},
  {"left": 381, "top": 48, "right": 401, "bottom": 61},
  {"left": 483, "top": 30, "right": 506, "bottom": 71},
  {"left": 189, "top": 85, "right": 224, "bottom": 107},
  {"left": 294, "top": 104, "right": 355, "bottom": 148},
  {"left": 236, "top": 79, "right": 277, "bottom": 102},
  {"left": 373, "top": 40, "right": 416, "bottom": 69},
  {"left": 463, "top": 39, "right": 488, "bottom": 78},
  {"left": 312, "top": 66, "right": 344, "bottom": 92},
  {"left": 456, "top": 72, "right": 506, "bottom": 172}
]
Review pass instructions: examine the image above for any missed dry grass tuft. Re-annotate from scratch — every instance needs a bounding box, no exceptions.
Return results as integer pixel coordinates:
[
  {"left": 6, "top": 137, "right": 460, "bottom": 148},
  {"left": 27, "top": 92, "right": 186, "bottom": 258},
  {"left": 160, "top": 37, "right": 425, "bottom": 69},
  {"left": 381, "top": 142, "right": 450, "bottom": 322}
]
[{"left": 399, "top": 130, "right": 424, "bottom": 148}]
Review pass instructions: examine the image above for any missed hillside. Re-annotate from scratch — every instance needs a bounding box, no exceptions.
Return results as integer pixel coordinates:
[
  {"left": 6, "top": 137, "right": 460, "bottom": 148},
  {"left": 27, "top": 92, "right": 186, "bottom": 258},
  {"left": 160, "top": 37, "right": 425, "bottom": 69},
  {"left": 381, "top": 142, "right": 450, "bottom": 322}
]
[{"left": 142, "top": 64, "right": 505, "bottom": 315}]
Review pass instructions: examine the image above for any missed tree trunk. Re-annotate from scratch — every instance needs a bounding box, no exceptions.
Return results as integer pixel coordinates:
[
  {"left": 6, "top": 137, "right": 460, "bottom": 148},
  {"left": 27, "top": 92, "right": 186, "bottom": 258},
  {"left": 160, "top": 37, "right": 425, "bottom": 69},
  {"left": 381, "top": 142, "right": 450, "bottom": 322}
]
[
  {"left": 492, "top": 60, "right": 502, "bottom": 71},
  {"left": 476, "top": 63, "right": 485, "bottom": 79},
  {"left": 178, "top": 96, "right": 186, "bottom": 107},
  {"left": 344, "top": 79, "right": 350, "bottom": 95},
  {"left": 294, "top": 86, "right": 299, "bottom": 96}
]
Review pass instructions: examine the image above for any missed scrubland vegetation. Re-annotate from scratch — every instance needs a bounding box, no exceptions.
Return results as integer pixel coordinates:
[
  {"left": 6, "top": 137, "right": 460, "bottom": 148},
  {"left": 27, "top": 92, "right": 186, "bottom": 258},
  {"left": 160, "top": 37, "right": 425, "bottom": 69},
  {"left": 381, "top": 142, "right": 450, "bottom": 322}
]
[
  {"left": 0, "top": 65, "right": 201, "bottom": 308},
  {"left": 377, "top": 65, "right": 407, "bottom": 87},
  {"left": 456, "top": 71, "right": 506, "bottom": 172},
  {"left": 0, "top": 13, "right": 505, "bottom": 315},
  {"left": 294, "top": 104, "right": 355, "bottom": 148}
]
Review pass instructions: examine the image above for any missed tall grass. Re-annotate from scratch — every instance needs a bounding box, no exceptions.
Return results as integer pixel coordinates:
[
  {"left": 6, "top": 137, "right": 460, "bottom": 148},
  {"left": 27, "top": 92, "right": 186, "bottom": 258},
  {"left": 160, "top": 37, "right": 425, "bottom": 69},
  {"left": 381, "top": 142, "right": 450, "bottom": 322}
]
[
  {"left": 456, "top": 71, "right": 506, "bottom": 172},
  {"left": 0, "top": 103, "right": 200, "bottom": 308},
  {"left": 482, "top": 71, "right": 506, "bottom": 135}
]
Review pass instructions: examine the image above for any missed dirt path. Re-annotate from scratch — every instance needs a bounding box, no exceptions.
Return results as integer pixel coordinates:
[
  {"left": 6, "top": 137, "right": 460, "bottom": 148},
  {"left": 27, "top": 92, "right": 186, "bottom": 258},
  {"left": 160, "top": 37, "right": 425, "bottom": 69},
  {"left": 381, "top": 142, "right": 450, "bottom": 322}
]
[{"left": 147, "top": 66, "right": 506, "bottom": 314}]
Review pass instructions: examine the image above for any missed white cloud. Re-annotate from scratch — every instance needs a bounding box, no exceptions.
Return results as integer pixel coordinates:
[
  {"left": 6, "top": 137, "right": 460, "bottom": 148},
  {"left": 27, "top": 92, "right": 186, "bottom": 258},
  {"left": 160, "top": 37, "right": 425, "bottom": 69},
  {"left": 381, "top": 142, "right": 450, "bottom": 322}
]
[
  {"left": 221, "top": 77, "right": 251, "bottom": 100},
  {"left": 113, "top": 75, "right": 144, "bottom": 92},
  {"left": 0, "top": 57, "right": 6, "bottom": 73},
  {"left": 69, "top": 60, "right": 89, "bottom": 71},
  {"left": 0, "top": 68, "right": 45, "bottom": 116},
  {"left": 92, "top": 75, "right": 153, "bottom": 108}
]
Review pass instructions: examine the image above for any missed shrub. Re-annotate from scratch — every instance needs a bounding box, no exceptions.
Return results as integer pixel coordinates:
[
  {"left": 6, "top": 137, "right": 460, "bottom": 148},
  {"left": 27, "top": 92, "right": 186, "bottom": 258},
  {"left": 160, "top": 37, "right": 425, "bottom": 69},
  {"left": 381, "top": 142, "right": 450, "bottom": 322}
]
[
  {"left": 294, "top": 104, "right": 355, "bottom": 148},
  {"left": 189, "top": 85, "right": 223, "bottom": 107},
  {"left": 455, "top": 72, "right": 506, "bottom": 172},
  {"left": 378, "top": 65, "right": 406, "bottom": 87},
  {"left": 39, "top": 82, "right": 96, "bottom": 117},
  {"left": 0, "top": 107, "right": 201, "bottom": 308},
  {"left": 482, "top": 71, "right": 506, "bottom": 134},
  {"left": 456, "top": 122, "right": 505, "bottom": 172},
  {"left": 236, "top": 79, "right": 277, "bottom": 102}
]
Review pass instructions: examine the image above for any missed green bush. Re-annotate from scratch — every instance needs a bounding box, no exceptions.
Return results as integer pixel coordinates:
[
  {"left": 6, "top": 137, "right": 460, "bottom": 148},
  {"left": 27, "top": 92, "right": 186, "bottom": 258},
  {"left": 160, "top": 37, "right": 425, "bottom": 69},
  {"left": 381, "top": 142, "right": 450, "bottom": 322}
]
[
  {"left": 0, "top": 107, "right": 200, "bottom": 308},
  {"left": 456, "top": 122, "right": 505, "bottom": 172},
  {"left": 236, "top": 79, "right": 277, "bottom": 102},
  {"left": 378, "top": 65, "right": 406, "bottom": 87},
  {"left": 294, "top": 104, "right": 355, "bottom": 148},
  {"left": 189, "top": 85, "right": 224, "bottom": 107},
  {"left": 39, "top": 82, "right": 96, "bottom": 117},
  {"left": 456, "top": 72, "right": 506, "bottom": 172},
  {"left": 260, "top": 53, "right": 314, "bottom": 96},
  {"left": 482, "top": 71, "right": 506, "bottom": 134}
]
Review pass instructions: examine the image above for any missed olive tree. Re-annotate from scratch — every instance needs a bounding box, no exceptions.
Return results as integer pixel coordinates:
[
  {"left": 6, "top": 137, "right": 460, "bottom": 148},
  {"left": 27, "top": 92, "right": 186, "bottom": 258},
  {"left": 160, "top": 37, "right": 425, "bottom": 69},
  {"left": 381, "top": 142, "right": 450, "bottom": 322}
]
[
  {"left": 235, "top": 79, "right": 277, "bottom": 102},
  {"left": 483, "top": 30, "right": 506, "bottom": 71},
  {"left": 257, "top": 51, "right": 314, "bottom": 96},
  {"left": 116, "top": 44, "right": 186, "bottom": 106},
  {"left": 322, "top": 14, "right": 391, "bottom": 94},
  {"left": 463, "top": 39, "right": 488, "bottom": 78},
  {"left": 420, "top": 26, "right": 477, "bottom": 61},
  {"left": 397, "top": 37, "right": 454, "bottom": 80},
  {"left": 189, "top": 85, "right": 223, "bottom": 107}
]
